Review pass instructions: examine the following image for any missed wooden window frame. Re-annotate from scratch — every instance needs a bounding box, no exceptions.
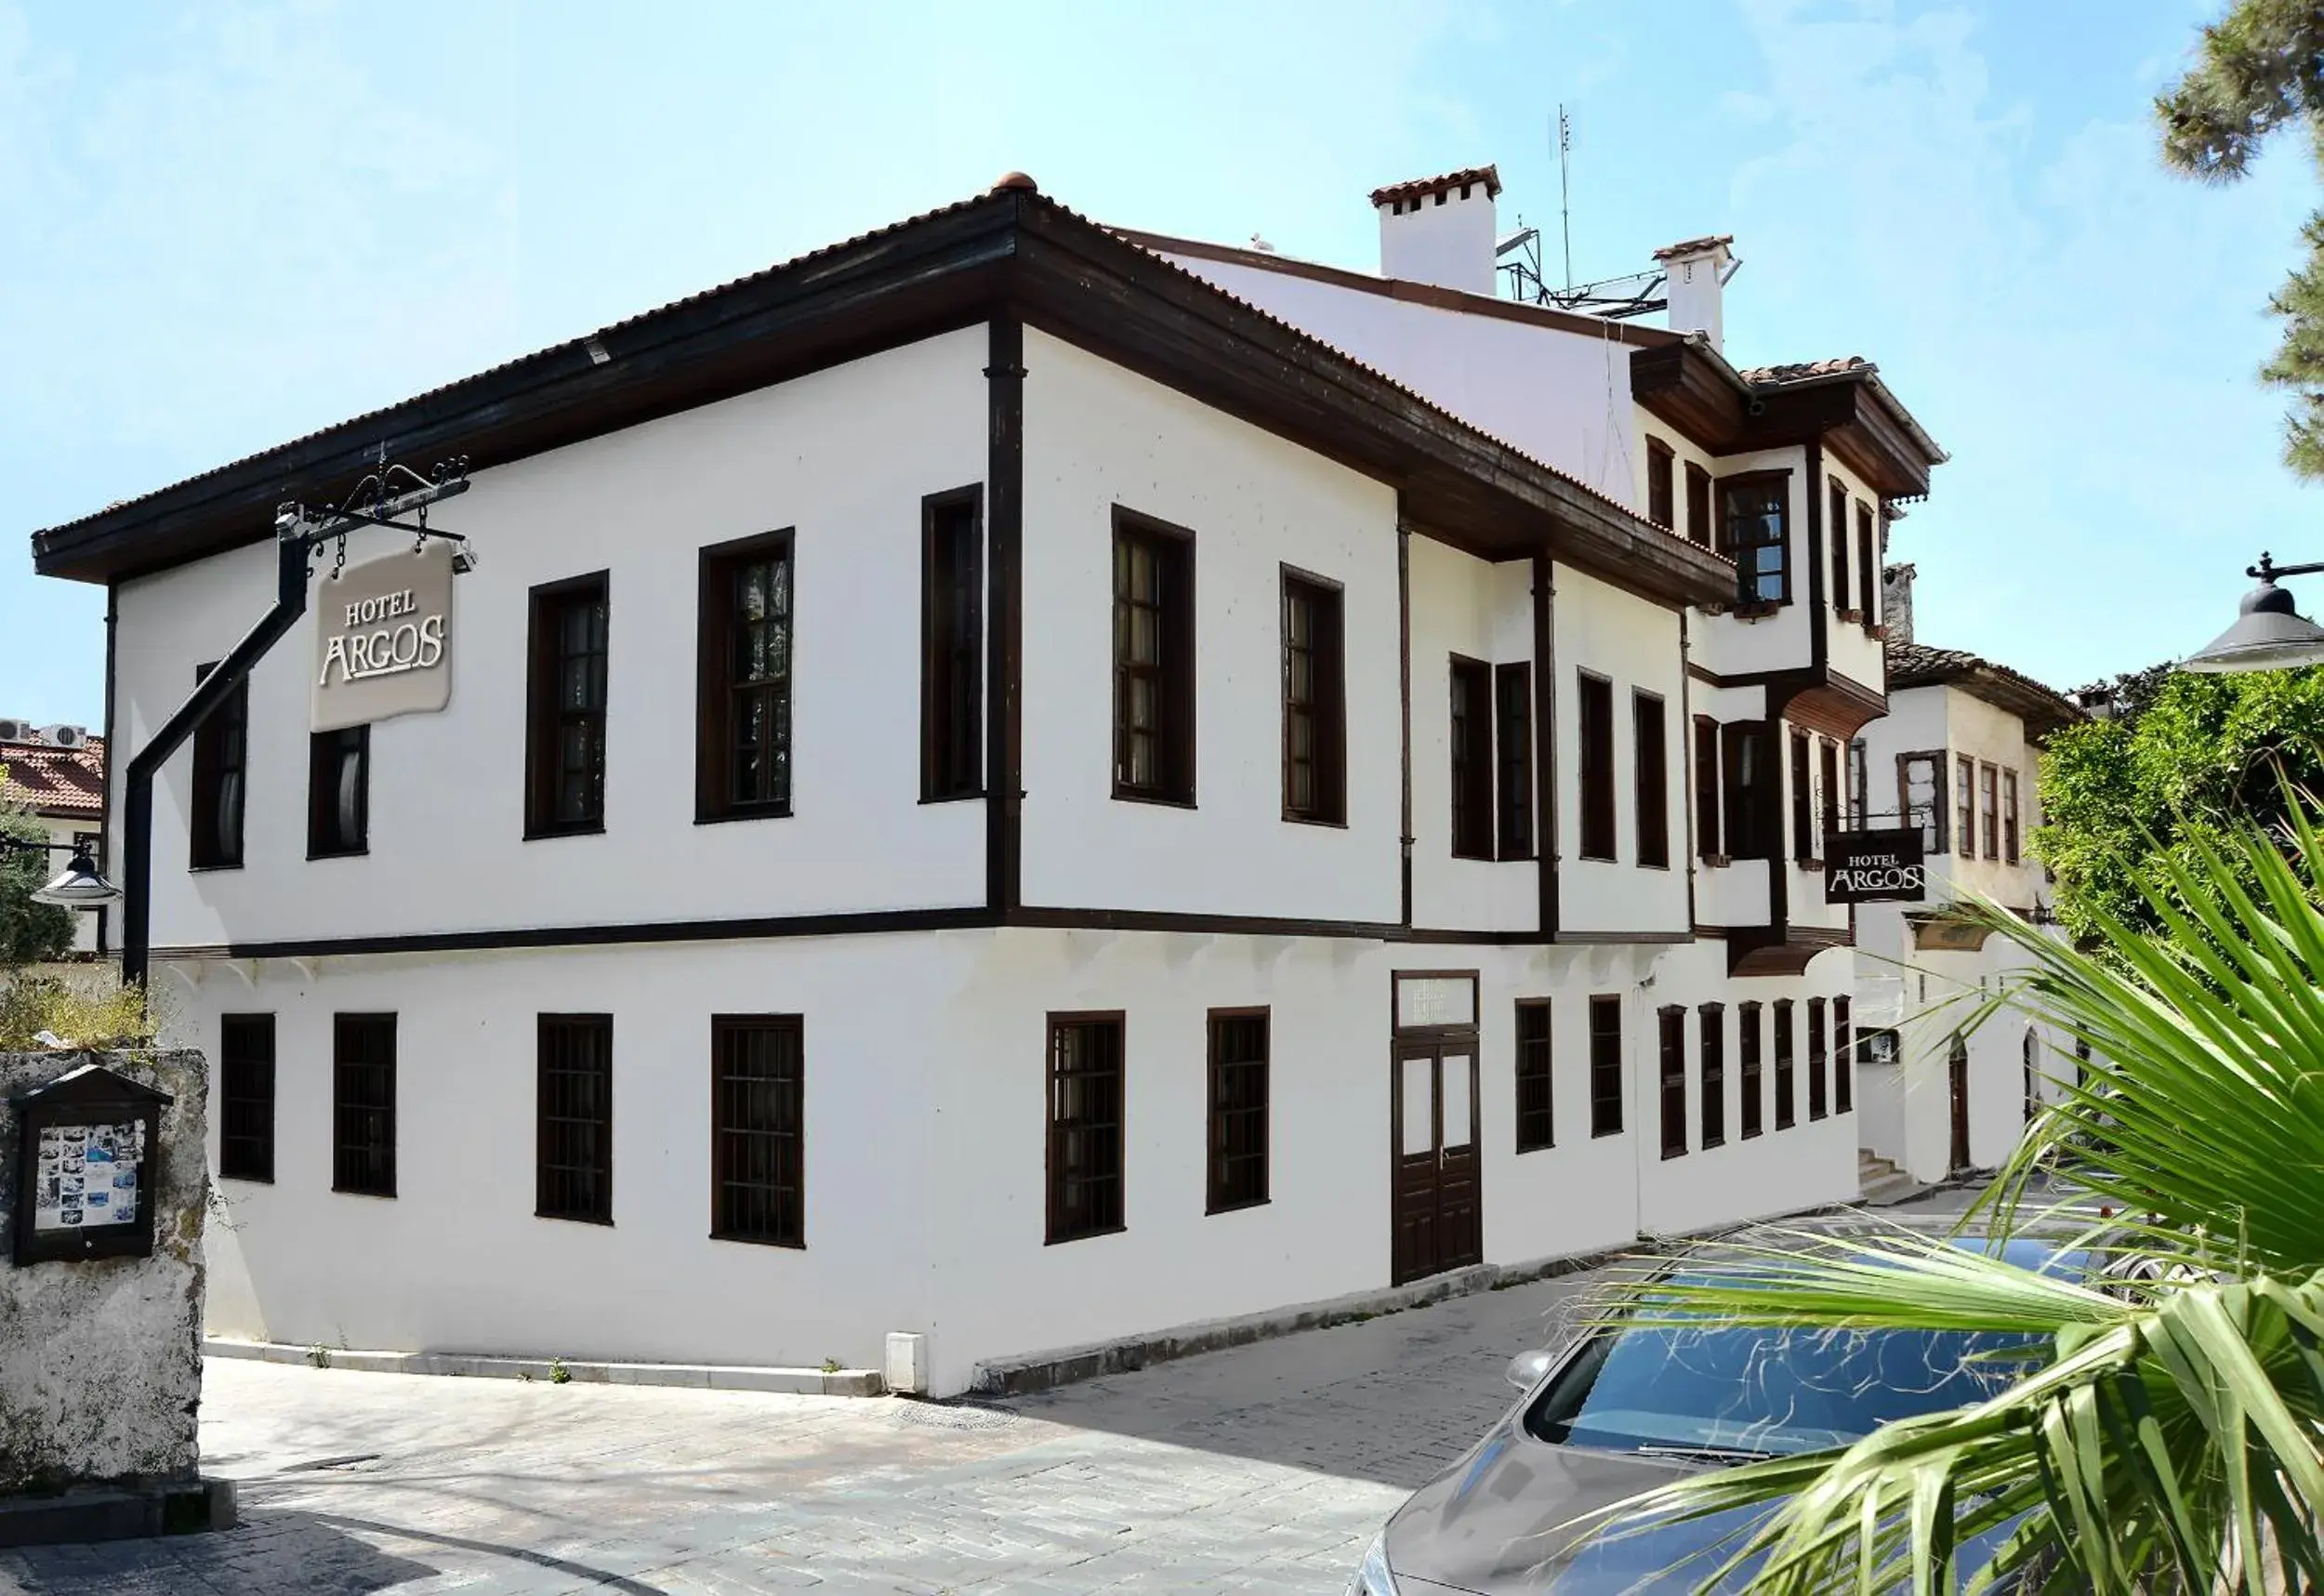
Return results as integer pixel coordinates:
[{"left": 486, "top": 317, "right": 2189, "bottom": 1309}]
[
  {"left": 1723, "top": 721, "right": 1775, "bottom": 859},
  {"left": 1645, "top": 437, "right": 1675, "bottom": 529},
  {"left": 1829, "top": 477, "right": 1855, "bottom": 619},
  {"left": 1737, "top": 1001, "right": 1764, "bottom": 1140},
  {"left": 1698, "top": 1003, "right": 1726, "bottom": 1150},
  {"left": 1684, "top": 462, "right": 1711, "bottom": 547},
  {"left": 1717, "top": 470, "right": 1792, "bottom": 612},
  {"left": 1205, "top": 1008, "right": 1270, "bottom": 1214},
  {"left": 188, "top": 664, "right": 247, "bottom": 871},
  {"left": 1694, "top": 715, "right": 1724, "bottom": 864},
  {"left": 1899, "top": 750, "right": 1947, "bottom": 854},
  {"left": 1807, "top": 996, "right": 1829, "bottom": 1121},
  {"left": 1818, "top": 737, "right": 1840, "bottom": 864},
  {"left": 218, "top": 1013, "right": 276, "bottom": 1184},
  {"left": 1588, "top": 994, "right": 1623, "bottom": 1139},
  {"left": 1955, "top": 754, "right": 1976, "bottom": 860},
  {"left": 1496, "top": 663, "right": 1535, "bottom": 860},
  {"left": 1789, "top": 727, "right": 1817, "bottom": 867},
  {"left": 1833, "top": 996, "right": 1854, "bottom": 1115},
  {"left": 1112, "top": 508, "right": 1197, "bottom": 807},
  {"left": 694, "top": 534, "right": 793, "bottom": 824},
  {"left": 1577, "top": 669, "right": 1617, "bottom": 862},
  {"left": 1448, "top": 654, "right": 1495, "bottom": 860},
  {"left": 1855, "top": 502, "right": 1879, "bottom": 629},
  {"left": 710, "top": 1014, "right": 805, "bottom": 1248},
  {"left": 331, "top": 1012, "right": 396, "bottom": 1198},
  {"left": 2003, "top": 769, "right": 2021, "bottom": 864},
  {"left": 1657, "top": 1006, "right": 1687, "bottom": 1160},
  {"left": 1847, "top": 737, "right": 1868, "bottom": 828},
  {"left": 1514, "top": 998, "right": 1553, "bottom": 1153},
  {"left": 1280, "top": 566, "right": 1347, "bottom": 826},
  {"left": 527, "top": 570, "right": 612, "bottom": 838},
  {"left": 307, "top": 723, "right": 369, "bottom": 860},
  {"left": 1046, "top": 1011, "right": 1127, "bottom": 1245},
  {"left": 920, "top": 487, "right": 984, "bottom": 803},
  {"left": 1634, "top": 690, "right": 1670, "bottom": 870},
  {"left": 536, "top": 1013, "right": 614, "bottom": 1226},
  {"left": 1773, "top": 998, "right": 1797, "bottom": 1130},
  {"left": 1980, "top": 761, "right": 2001, "bottom": 860}
]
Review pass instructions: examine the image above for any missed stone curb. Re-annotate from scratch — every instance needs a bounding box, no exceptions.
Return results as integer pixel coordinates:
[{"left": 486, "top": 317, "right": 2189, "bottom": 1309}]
[{"left": 202, "top": 1339, "right": 882, "bottom": 1397}]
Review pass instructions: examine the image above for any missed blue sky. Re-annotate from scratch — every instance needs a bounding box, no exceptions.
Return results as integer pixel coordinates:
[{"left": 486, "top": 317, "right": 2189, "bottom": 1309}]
[{"left": 2, "top": 0, "right": 2309, "bottom": 725}]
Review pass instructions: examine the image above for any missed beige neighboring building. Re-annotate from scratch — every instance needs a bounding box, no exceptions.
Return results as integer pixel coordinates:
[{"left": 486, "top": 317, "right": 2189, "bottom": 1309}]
[{"left": 0, "top": 719, "right": 107, "bottom": 956}]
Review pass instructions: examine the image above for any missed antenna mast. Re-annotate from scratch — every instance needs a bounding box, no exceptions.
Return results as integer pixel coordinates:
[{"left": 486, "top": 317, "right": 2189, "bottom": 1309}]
[{"left": 1557, "top": 104, "right": 1573, "bottom": 292}]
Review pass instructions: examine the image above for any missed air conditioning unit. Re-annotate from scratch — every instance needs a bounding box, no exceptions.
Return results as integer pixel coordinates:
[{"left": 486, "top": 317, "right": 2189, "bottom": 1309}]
[
  {"left": 40, "top": 725, "right": 86, "bottom": 749},
  {"left": 0, "top": 719, "right": 31, "bottom": 744}
]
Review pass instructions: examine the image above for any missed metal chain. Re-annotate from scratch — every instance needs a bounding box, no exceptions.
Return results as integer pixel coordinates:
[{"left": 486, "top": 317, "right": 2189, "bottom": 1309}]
[{"left": 332, "top": 534, "right": 347, "bottom": 581}]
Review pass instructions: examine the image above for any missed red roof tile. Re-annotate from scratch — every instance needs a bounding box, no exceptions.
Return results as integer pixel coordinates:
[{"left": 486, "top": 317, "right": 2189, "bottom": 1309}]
[
  {"left": 1651, "top": 234, "right": 1735, "bottom": 261},
  {"left": 1368, "top": 165, "right": 1501, "bottom": 206},
  {"left": 0, "top": 736, "right": 106, "bottom": 820}
]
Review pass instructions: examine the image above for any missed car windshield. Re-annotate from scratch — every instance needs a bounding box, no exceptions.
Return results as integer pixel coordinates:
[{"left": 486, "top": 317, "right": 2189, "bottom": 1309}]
[{"left": 1526, "top": 1275, "right": 2046, "bottom": 1458}]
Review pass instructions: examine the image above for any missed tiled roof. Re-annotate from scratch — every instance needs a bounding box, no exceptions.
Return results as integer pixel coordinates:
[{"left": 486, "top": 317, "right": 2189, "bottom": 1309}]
[
  {"left": 1368, "top": 165, "right": 1501, "bottom": 206},
  {"left": 1886, "top": 642, "right": 2083, "bottom": 736},
  {"left": 0, "top": 736, "right": 105, "bottom": 819},
  {"left": 1652, "top": 234, "right": 1734, "bottom": 261},
  {"left": 1738, "top": 355, "right": 1871, "bottom": 386}
]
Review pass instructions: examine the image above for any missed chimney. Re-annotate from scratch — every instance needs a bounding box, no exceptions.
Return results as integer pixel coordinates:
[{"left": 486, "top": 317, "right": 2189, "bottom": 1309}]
[
  {"left": 1882, "top": 562, "right": 1916, "bottom": 645},
  {"left": 1370, "top": 165, "right": 1501, "bottom": 297},
  {"left": 1653, "top": 235, "right": 1736, "bottom": 352}
]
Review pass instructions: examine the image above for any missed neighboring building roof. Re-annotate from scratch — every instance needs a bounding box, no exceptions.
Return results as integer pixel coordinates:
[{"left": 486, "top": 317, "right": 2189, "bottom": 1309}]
[
  {"left": 1886, "top": 641, "right": 2085, "bottom": 739},
  {"left": 1737, "top": 355, "right": 1871, "bottom": 385},
  {"left": 1368, "top": 165, "right": 1501, "bottom": 207},
  {"left": 1652, "top": 233, "right": 1734, "bottom": 261},
  {"left": 0, "top": 736, "right": 105, "bottom": 820}
]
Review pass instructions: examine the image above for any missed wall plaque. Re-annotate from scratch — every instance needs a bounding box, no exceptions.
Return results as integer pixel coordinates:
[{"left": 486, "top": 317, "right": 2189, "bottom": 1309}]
[
  {"left": 1826, "top": 828, "right": 1928, "bottom": 904},
  {"left": 12, "top": 1064, "right": 169, "bottom": 1265},
  {"left": 312, "top": 539, "right": 454, "bottom": 732}
]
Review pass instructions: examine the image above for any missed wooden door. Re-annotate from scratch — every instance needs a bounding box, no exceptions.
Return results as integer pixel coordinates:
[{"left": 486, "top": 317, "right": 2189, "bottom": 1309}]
[
  {"left": 1391, "top": 1043, "right": 1482, "bottom": 1285},
  {"left": 1948, "top": 1037, "right": 1972, "bottom": 1174}
]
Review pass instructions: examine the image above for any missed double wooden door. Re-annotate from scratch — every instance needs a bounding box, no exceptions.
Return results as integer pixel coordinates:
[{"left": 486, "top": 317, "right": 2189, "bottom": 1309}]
[{"left": 1392, "top": 1040, "right": 1482, "bottom": 1285}]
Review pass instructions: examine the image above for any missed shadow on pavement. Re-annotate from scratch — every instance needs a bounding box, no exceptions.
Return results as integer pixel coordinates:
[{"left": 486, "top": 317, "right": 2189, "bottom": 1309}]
[{"left": 0, "top": 1509, "right": 437, "bottom": 1596}]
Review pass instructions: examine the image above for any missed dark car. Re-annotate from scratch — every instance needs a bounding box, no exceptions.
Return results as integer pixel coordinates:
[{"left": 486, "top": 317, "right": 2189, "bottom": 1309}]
[{"left": 1347, "top": 1220, "right": 2066, "bottom": 1594}]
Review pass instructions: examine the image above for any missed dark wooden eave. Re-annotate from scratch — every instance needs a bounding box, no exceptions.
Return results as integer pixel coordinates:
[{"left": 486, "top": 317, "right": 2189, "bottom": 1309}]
[
  {"left": 1631, "top": 343, "right": 1940, "bottom": 500},
  {"left": 32, "top": 189, "right": 1734, "bottom": 613}
]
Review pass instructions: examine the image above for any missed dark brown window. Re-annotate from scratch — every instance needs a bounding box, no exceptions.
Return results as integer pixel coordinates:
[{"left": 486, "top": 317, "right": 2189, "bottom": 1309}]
[
  {"left": 1737, "top": 1002, "right": 1763, "bottom": 1140},
  {"left": 1901, "top": 751, "right": 1946, "bottom": 854},
  {"left": 1449, "top": 656, "right": 1494, "bottom": 859},
  {"left": 696, "top": 534, "right": 790, "bottom": 822},
  {"left": 1589, "top": 995, "right": 1623, "bottom": 1138},
  {"left": 332, "top": 1013, "right": 395, "bottom": 1197},
  {"left": 1789, "top": 728, "right": 1816, "bottom": 864},
  {"left": 1848, "top": 738, "right": 1868, "bottom": 827},
  {"left": 1206, "top": 1009, "right": 1269, "bottom": 1213},
  {"left": 1723, "top": 721, "right": 1775, "bottom": 858},
  {"left": 1634, "top": 691, "right": 1669, "bottom": 869},
  {"left": 1956, "top": 755, "right": 1976, "bottom": 860},
  {"left": 218, "top": 1014, "right": 275, "bottom": 1183},
  {"left": 1855, "top": 502, "right": 1878, "bottom": 625},
  {"left": 1114, "top": 510, "right": 1195, "bottom": 804},
  {"left": 1833, "top": 996, "right": 1854, "bottom": 1115},
  {"left": 189, "top": 666, "right": 246, "bottom": 870},
  {"left": 2003, "top": 771, "right": 2021, "bottom": 864},
  {"left": 528, "top": 573, "right": 611, "bottom": 836},
  {"left": 1282, "top": 571, "right": 1346, "bottom": 824},
  {"left": 1818, "top": 737, "right": 1840, "bottom": 860},
  {"left": 537, "top": 1015, "right": 613, "bottom": 1225},
  {"left": 1807, "top": 997, "right": 1829, "bottom": 1121},
  {"left": 1698, "top": 1003, "right": 1725, "bottom": 1149},
  {"left": 1719, "top": 473, "right": 1789, "bottom": 607},
  {"left": 712, "top": 1015, "right": 804, "bottom": 1247},
  {"left": 1829, "top": 478, "right": 1852, "bottom": 614},
  {"left": 1047, "top": 1014, "right": 1125, "bottom": 1243},
  {"left": 1515, "top": 999, "right": 1553, "bottom": 1153},
  {"left": 1578, "top": 671, "right": 1616, "bottom": 862},
  {"left": 1773, "top": 999, "right": 1796, "bottom": 1130},
  {"left": 922, "top": 491, "right": 984, "bottom": 802},
  {"left": 1981, "top": 762, "right": 2000, "bottom": 860},
  {"left": 1657, "top": 1007, "right": 1686, "bottom": 1159},
  {"left": 307, "top": 725, "right": 368, "bottom": 859},
  {"left": 1684, "top": 463, "right": 1711, "bottom": 547},
  {"left": 1646, "top": 438, "right": 1675, "bottom": 528},
  {"left": 1694, "top": 716, "right": 1723, "bottom": 861},
  {"left": 1496, "top": 664, "right": 1534, "bottom": 859}
]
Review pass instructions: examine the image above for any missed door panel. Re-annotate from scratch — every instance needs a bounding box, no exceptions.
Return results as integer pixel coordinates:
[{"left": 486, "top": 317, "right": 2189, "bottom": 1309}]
[
  {"left": 1435, "top": 1050, "right": 1482, "bottom": 1273},
  {"left": 1391, "top": 1043, "right": 1483, "bottom": 1285}
]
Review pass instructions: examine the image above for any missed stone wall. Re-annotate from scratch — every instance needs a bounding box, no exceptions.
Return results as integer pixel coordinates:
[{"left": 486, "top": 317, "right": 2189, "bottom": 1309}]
[{"left": 0, "top": 1049, "right": 206, "bottom": 1491}]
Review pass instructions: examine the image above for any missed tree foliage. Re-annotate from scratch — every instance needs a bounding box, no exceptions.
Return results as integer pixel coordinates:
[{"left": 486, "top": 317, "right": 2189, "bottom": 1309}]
[
  {"left": 0, "top": 770, "right": 73, "bottom": 969},
  {"left": 2032, "top": 664, "right": 2324, "bottom": 943},
  {"left": 2159, "top": 1, "right": 2324, "bottom": 474}
]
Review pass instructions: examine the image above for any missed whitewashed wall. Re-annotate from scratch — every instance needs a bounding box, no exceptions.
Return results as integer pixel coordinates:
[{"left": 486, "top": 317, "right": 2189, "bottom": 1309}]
[
  {"left": 1688, "top": 444, "right": 1814, "bottom": 680},
  {"left": 114, "top": 329, "right": 993, "bottom": 951},
  {"left": 1821, "top": 455, "right": 1886, "bottom": 692}
]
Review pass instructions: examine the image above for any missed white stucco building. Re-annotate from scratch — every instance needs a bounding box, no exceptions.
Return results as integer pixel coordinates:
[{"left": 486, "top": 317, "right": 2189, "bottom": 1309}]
[
  {"left": 0, "top": 720, "right": 106, "bottom": 956},
  {"left": 30, "top": 166, "right": 1949, "bottom": 1396}
]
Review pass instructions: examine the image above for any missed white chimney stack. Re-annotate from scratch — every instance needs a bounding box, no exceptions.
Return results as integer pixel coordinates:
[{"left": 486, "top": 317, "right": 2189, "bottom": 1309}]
[
  {"left": 1371, "top": 165, "right": 1501, "bottom": 297},
  {"left": 1653, "top": 234, "right": 1736, "bottom": 352}
]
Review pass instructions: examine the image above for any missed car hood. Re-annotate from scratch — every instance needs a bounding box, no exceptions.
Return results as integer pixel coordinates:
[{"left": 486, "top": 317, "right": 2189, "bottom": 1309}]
[{"left": 1381, "top": 1419, "right": 1779, "bottom": 1594}]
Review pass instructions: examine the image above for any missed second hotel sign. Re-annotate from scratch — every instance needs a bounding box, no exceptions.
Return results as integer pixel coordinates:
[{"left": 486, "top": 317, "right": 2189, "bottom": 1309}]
[{"left": 312, "top": 539, "right": 456, "bottom": 732}]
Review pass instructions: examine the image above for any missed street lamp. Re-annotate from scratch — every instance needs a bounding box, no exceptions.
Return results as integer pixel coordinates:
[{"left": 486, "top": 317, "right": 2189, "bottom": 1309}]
[
  {"left": 1, "top": 838, "right": 124, "bottom": 911},
  {"left": 2184, "top": 552, "right": 2324, "bottom": 673}
]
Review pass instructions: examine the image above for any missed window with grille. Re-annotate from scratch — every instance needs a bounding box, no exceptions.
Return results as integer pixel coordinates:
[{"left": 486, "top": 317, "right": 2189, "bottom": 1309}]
[
  {"left": 1578, "top": 672, "right": 1616, "bottom": 861},
  {"left": 1206, "top": 1010, "right": 1268, "bottom": 1214},
  {"left": 1855, "top": 502, "right": 1878, "bottom": 624},
  {"left": 1737, "top": 1002, "right": 1763, "bottom": 1140},
  {"left": 527, "top": 573, "right": 610, "bottom": 835},
  {"left": 1718, "top": 473, "right": 1789, "bottom": 607},
  {"left": 1773, "top": 999, "right": 1797, "bottom": 1130},
  {"left": 1657, "top": 1007, "right": 1686, "bottom": 1160},
  {"left": 1113, "top": 511, "right": 1195, "bottom": 804},
  {"left": 1829, "top": 478, "right": 1852, "bottom": 614},
  {"left": 332, "top": 1013, "right": 396, "bottom": 1197},
  {"left": 308, "top": 724, "right": 369, "bottom": 858},
  {"left": 922, "top": 492, "right": 984, "bottom": 802},
  {"left": 1449, "top": 657, "right": 1494, "bottom": 859},
  {"left": 1807, "top": 997, "right": 1829, "bottom": 1120},
  {"left": 1515, "top": 998, "right": 1552, "bottom": 1153},
  {"left": 1497, "top": 664, "right": 1534, "bottom": 859},
  {"left": 537, "top": 1015, "right": 613, "bottom": 1224},
  {"left": 1589, "top": 995, "right": 1623, "bottom": 1138},
  {"left": 1646, "top": 437, "right": 1675, "bottom": 528},
  {"left": 1834, "top": 996, "right": 1854, "bottom": 1115},
  {"left": 695, "top": 534, "right": 792, "bottom": 822},
  {"left": 1634, "top": 691, "right": 1669, "bottom": 869},
  {"left": 1698, "top": 1004, "right": 1725, "bottom": 1149},
  {"left": 1694, "top": 716, "right": 1722, "bottom": 861},
  {"left": 189, "top": 666, "right": 246, "bottom": 869},
  {"left": 218, "top": 1013, "right": 275, "bottom": 1183},
  {"left": 1282, "top": 572, "right": 1345, "bottom": 824},
  {"left": 711, "top": 1015, "right": 804, "bottom": 1247},
  {"left": 1047, "top": 1015, "right": 1125, "bottom": 1243}
]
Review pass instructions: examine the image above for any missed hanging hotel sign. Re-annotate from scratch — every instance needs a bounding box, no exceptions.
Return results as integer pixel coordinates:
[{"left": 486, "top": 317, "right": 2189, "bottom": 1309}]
[
  {"left": 1825, "top": 828, "right": 1927, "bottom": 904},
  {"left": 312, "top": 539, "right": 454, "bottom": 732}
]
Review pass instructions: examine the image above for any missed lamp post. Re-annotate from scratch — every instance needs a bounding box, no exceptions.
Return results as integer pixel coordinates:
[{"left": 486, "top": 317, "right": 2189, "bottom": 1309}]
[
  {"left": 2184, "top": 552, "right": 2324, "bottom": 673},
  {"left": 0, "top": 838, "right": 125, "bottom": 912}
]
